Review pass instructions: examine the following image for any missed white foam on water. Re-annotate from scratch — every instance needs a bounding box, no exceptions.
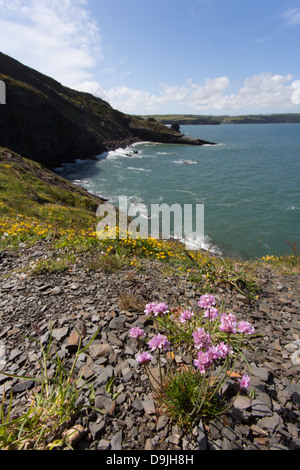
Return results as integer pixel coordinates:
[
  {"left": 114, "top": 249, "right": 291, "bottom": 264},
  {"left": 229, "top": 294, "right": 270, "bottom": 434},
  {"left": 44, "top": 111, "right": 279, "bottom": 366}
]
[
  {"left": 73, "top": 179, "right": 90, "bottom": 185},
  {"left": 127, "top": 167, "right": 152, "bottom": 172},
  {"left": 173, "top": 160, "right": 197, "bottom": 165},
  {"left": 181, "top": 233, "right": 223, "bottom": 255},
  {"left": 203, "top": 143, "right": 226, "bottom": 147},
  {"left": 130, "top": 202, "right": 151, "bottom": 220},
  {"left": 101, "top": 147, "right": 144, "bottom": 161}
]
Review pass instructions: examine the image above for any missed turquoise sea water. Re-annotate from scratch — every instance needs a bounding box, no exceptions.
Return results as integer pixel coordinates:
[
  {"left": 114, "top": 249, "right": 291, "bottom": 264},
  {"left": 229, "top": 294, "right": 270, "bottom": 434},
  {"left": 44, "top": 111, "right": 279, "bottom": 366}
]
[{"left": 55, "top": 124, "right": 300, "bottom": 260}]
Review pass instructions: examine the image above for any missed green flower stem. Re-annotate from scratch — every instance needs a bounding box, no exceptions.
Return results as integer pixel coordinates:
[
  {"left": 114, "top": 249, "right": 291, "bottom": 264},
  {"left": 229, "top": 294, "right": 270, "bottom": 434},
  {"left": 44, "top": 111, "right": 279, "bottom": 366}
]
[
  {"left": 158, "top": 350, "right": 164, "bottom": 388},
  {"left": 188, "top": 371, "right": 209, "bottom": 420}
]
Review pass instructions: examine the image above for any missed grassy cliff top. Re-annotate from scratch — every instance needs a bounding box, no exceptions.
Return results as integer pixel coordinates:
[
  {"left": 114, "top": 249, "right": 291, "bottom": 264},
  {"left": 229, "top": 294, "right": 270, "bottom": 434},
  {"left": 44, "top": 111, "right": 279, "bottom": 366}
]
[{"left": 0, "top": 148, "right": 102, "bottom": 244}]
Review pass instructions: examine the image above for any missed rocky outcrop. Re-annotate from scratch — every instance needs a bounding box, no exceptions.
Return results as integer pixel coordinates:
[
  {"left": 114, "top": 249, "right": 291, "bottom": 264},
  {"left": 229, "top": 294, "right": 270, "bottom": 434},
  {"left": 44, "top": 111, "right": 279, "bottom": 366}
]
[
  {"left": 0, "top": 53, "right": 215, "bottom": 169},
  {"left": 128, "top": 123, "right": 215, "bottom": 146}
]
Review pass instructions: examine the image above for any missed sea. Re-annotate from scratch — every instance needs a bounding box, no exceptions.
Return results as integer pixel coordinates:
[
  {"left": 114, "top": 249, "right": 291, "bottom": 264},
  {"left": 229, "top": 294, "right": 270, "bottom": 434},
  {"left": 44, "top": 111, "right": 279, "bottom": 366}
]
[{"left": 54, "top": 124, "right": 300, "bottom": 260}]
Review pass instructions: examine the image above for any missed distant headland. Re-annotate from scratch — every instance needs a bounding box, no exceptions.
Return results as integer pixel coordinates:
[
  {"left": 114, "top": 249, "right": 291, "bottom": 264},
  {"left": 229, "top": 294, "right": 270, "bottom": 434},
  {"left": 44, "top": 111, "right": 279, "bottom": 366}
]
[{"left": 142, "top": 113, "right": 300, "bottom": 125}]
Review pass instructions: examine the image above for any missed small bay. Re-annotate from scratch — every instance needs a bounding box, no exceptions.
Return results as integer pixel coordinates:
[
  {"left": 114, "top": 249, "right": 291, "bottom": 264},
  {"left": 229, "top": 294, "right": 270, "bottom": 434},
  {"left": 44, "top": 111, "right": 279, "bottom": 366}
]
[{"left": 55, "top": 124, "right": 300, "bottom": 260}]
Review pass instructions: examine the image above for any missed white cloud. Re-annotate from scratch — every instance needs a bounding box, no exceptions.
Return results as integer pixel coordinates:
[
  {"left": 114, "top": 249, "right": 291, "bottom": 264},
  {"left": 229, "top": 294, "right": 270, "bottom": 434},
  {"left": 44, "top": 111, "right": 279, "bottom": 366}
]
[
  {"left": 0, "top": 1, "right": 299, "bottom": 115},
  {"left": 217, "top": 72, "right": 296, "bottom": 111},
  {"left": 291, "top": 80, "right": 300, "bottom": 104},
  {"left": 282, "top": 8, "right": 300, "bottom": 27},
  {"left": 0, "top": 0, "right": 101, "bottom": 86},
  {"left": 187, "top": 77, "right": 230, "bottom": 110},
  {"left": 78, "top": 72, "right": 300, "bottom": 114},
  {"left": 80, "top": 83, "right": 165, "bottom": 113}
]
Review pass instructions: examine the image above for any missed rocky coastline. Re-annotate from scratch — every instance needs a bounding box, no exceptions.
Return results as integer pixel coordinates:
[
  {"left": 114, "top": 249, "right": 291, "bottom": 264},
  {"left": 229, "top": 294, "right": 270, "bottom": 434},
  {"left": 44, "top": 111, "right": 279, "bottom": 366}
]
[
  {"left": 0, "top": 52, "right": 215, "bottom": 170},
  {"left": 0, "top": 51, "right": 299, "bottom": 454},
  {"left": 0, "top": 243, "right": 299, "bottom": 451}
]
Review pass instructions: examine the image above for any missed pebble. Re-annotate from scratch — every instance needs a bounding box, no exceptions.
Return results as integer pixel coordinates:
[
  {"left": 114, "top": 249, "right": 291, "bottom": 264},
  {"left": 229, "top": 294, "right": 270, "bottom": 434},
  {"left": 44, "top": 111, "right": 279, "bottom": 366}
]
[
  {"left": 63, "top": 425, "right": 85, "bottom": 446},
  {"left": 0, "top": 244, "right": 299, "bottom": 450}
]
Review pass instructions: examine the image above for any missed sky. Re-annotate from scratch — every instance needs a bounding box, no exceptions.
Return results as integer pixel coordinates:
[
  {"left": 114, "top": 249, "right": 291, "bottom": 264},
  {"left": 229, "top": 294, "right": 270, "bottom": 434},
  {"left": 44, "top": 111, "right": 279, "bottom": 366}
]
[{"left": 1, "top": 0, "right": 300, "bottom": 115}]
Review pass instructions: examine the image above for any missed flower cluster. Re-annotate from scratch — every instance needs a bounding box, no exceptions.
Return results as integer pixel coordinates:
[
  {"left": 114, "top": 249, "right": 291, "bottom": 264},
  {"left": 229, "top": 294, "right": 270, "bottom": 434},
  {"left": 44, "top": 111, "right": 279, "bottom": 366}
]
[
  {"left": 192, "top": 328, "right": 212, "bottom": 350},
  {"left": 136, "top": 351, "right": 152, "bottom": 364},
  {"left": 129, "top": 326, "right": 145, "bottom": 339},
  {"left": 193, "top": 342, "right": 233, "bottom": 373},
  {"left": 179, "top": 309, "right": 194, "bottom": 323},
  {"left": 198, "top": 293, "right": 216, "bottom": 309},
  {"left": 112, "top": 235, "right": 181, "bottom": 262},
  {"left": 219, "top": 313, "right": 255, "bottom": 336},
  {"left": 219, "top": 313, "right": 238, "bottom": 334},
  {"left": 129, "top": 294, "right": 255, "bottom": 399},
  {"left": 238, "top": 374, "right": 250, "bottom": 390},
  {"left": 237, "top": 321, "right": 255, "bottom": 335},
  {"left": 148, "top": 334, "right": 170, "bottom": 352},
  {"left": 126, "top": 291, "right": 257, "bottom": 428},
  {"left": 191, "top": 296, "right": 255, "bottom": 377},
  {"left": 144, "top": 302, "right": 169, "bottom": 316},
  {"left": 203, "top": 307, "right": 219, "bottom": 321}
]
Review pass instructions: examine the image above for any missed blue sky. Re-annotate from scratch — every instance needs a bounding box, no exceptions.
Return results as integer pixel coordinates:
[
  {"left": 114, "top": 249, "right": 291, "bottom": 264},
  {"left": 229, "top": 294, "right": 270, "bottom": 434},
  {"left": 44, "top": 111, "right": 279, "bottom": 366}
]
[{"left": 1, "top": 0, "right": 300, "bottom": 115}]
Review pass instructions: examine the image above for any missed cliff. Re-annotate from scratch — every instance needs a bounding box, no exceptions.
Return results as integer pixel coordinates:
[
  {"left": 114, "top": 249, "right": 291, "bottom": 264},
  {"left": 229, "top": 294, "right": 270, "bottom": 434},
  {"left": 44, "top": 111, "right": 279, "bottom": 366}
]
[{"left": 0, "top": 53, "right": 215, "bottom": 168}]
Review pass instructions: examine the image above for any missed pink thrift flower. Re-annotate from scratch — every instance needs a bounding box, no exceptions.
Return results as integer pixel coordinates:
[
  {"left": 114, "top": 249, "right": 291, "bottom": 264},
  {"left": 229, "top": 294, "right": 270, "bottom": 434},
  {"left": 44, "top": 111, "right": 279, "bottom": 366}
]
[
  {"left": 238, "top": 374, "right": 250, "bottom": 390},
  {"left": 144, "top": 302, "right": 169, "bottom": 316},
  {"left": 192, "top": 328, "right": 212, "bottom": 350},
  {"left": 204, "top": 307, "right": 219, "bottom": 321},
  {"left": 207, "top": 345, "right": 220, "bottom": 360},
  {"left": 216, "top": 341, "right": 233, "bottom": 358},
  {"left": 179, "top": 309, "right": 194, "bottom": 323},
  {"left": 154, "top": 302, "right": 169, "bottom": 316},
  {"left": 198, "top": 294, "right": 216, "bottom": 309},
  {"left": 148, "top": 334, "right": 170, "bottom": 352},
  {"left": 237, "top": 321, "right": 255, "bottom": 335},
  {"left": 194, "top": 351, "right": 213, "bottom": 373},
  {"left": 219, "top": 313, "right": 237, "bottom": 334},
  {"left": 144, "top": 302, "right": 158, "bottom": 316},
  {"left": 136, "top": 351, "right": 153, "bottom": 364},
  {"left": 129, "top": 327, "right": 145, "bottom": 339}
]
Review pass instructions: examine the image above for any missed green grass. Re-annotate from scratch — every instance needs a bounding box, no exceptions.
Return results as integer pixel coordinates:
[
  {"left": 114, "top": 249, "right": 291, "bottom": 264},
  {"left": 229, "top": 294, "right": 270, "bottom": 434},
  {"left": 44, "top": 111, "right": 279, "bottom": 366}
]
[
  {"left": 28, "top": 255, "right": 75, "bottom": 276},
  {"left": 0, "top": 326, "right": 101, "bottom": 450},
  {"left": 0, "top": 148, "right": 99, "bottom": 218},
  {"left": 0, "top": 148, "right": 101, "bottom": 249},
  {"left": 259, "top": 251, "right": 300, "bottom": 274},
  {"left": 86, "top": 252, "right": 126, "bottom": 273},
  {"left": 156, "top": 368, "right": 227, "bottom": 428}
]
